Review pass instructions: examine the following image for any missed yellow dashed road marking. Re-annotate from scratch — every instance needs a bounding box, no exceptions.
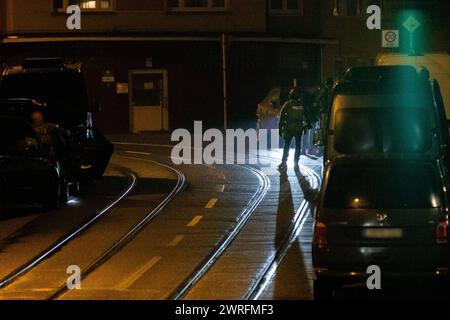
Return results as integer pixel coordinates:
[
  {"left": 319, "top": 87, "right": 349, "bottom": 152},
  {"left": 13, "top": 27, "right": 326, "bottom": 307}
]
[
  {"left": 116, "top": 256, "right": 162, "bottom": 290},
  {"left": 205, "top": 198, "right": 218, "bottom": 209},
  {"left": 187, "top": 216, "right": 204, "bottom": 227},
  {"left": 167, "top": 235, "right": 184, "bottom": 247}
]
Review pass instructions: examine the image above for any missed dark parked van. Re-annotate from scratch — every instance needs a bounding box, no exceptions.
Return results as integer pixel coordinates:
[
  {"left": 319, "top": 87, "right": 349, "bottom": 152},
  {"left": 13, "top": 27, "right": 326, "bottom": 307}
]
[
  {"left": 318, "top": 66, "right": 448, "bottom": 165},
  {"left": 313, "top": 157, "right": 449, "bottom": 299},
  {"left": 312, "top": 67, "right": 450, "bottom": 299}
]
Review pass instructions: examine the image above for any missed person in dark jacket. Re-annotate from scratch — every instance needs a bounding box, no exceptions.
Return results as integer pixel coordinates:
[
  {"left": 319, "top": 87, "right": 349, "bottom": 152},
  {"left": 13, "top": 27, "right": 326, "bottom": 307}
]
[
  {"left": 278, "top": 87, "right": 310, "bottom": 170},
  {"left": 315, "top": 77, "right": 334, "bottom": 129},
  {"left": 30, "top": 110, "right": 70, "bottom": 159}
]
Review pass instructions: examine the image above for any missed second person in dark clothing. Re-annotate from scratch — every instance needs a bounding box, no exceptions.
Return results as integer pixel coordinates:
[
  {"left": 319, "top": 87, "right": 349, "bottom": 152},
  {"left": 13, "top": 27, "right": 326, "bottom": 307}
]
[{"left": 278, "top": 87, "right": 309, "bottom": 171}]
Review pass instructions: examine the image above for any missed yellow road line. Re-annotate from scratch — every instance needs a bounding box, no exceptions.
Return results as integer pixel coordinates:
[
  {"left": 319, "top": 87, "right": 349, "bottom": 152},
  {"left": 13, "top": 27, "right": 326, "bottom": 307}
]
[
  {"left": 115, "top": 256, "right": 162, "bottom": 290},
  {"left": 167, "top": 235, "right": 184, "bottom": 247},
  {"left": 187, "top": 216, "right": 204, "bottom": 227},
  {"left": 205, "top": 198, "right": 218, "bottom": 209}
]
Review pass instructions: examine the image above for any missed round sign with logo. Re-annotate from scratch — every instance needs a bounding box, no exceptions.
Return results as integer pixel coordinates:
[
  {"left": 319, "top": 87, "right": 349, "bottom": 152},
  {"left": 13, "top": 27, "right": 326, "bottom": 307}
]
[
  {"left": 382, "top": 30, "right": 399, "bottom": 48},
  {"left": 385, "top": 31, "right": 397, "bottom": 43}
]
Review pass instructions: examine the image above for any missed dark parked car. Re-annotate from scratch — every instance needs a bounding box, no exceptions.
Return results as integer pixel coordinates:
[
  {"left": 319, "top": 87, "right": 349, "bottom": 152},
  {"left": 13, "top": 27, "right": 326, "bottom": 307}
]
[
  {"left": 0, "top": 99, "right": 69, "bottom": 210},
  {"left": 0, "top": 58, "right": 113, "bottom": 183},
  {"left": 313, "top": 157, "right": 449, "bottom": 299}
]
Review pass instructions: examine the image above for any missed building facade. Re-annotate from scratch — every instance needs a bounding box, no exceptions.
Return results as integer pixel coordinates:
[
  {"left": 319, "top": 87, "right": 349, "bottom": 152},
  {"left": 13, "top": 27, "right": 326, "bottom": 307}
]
[
  {"left": 1, "top": 0, "right": 448, "bottom": 133},
  {"left": 0, "top": 0, "right": 331, "bottom": 133},
  {"left": 321, "top": 0, "right": 450, "bottom": 78}
]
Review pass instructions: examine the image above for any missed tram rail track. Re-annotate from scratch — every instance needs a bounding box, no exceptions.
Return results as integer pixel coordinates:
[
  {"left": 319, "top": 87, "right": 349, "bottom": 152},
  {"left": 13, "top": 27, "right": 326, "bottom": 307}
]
[
  {"left": 169, "top": 164, "right": 271, "bottom": 300},
  {"left": 112, "top": 142, "right": 274, "bottom": 300},
  {"left": 113, "top": 142, "right": 322, "bottom": 301},
  {"left": 0, "top": 141, "right": 321, "bottom": 300},
  {"left": 245, "top": 165, "right": 321, "bottom": 300},
  {"left": 0, "top": 165, "right": 137, "bottom": 290},
  {"left": 50, "top": 155, "right": 186, "bottom": 299},
  {"left": 0, "top": 157, "right": 186, "bottom": 299}
]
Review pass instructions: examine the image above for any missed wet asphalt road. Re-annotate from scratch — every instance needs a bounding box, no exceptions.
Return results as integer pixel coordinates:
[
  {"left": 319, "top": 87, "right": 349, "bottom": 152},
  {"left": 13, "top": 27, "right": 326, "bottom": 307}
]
[
  {"left": 0, "top": 134, "right": 319, "bottom": 300},
  {"left": 0, "top": 135, "right": 446, "bottom": 300}
]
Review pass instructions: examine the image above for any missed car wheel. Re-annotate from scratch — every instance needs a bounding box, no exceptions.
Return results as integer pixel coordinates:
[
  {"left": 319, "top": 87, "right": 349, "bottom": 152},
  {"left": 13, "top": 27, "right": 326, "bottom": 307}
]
[
  {"left": 314, "top": 279, "right": 335, "bottom": 300},
  {"left": 59, "top": 179, "right": 70, "bottom": 204},
  {"left": 69, "top": 181, "right": 80, "bottom": 197}
]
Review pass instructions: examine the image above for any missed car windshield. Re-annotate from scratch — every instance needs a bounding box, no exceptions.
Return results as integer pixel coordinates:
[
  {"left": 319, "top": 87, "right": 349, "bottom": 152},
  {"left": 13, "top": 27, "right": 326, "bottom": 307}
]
[
  {"left": 324, "top": 163, "right": 442, "bottom": 209},
  {"left": 333, "top": 107, "right": 433, "bottom": 154}
]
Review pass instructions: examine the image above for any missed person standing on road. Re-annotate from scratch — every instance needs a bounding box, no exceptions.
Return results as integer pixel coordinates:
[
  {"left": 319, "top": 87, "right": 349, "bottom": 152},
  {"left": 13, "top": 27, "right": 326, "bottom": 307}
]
[
  {"left": 278, "top": 87, "right": 310, "bottom": 171},
  {"left": 315, "top": 77, "right": 334, "bottom": 129},
  {"left": 256, "top": 87, "right": 282, "bottom": 149}
]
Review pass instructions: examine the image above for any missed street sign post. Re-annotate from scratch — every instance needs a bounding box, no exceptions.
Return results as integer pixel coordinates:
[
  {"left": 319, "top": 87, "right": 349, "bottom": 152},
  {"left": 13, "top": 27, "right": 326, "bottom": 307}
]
[
  {"left": 403, "top": 16, "right": 421, "bottom": 55},
  {"left": 403, "top": 16, "right": 421, "bottom": 33}
]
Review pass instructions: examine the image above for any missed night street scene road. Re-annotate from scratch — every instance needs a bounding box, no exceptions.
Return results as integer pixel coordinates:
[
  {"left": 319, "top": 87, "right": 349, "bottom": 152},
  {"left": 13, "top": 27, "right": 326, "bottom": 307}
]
[{"left": 0, "top": 0, "right": 450, "bottom": 313}]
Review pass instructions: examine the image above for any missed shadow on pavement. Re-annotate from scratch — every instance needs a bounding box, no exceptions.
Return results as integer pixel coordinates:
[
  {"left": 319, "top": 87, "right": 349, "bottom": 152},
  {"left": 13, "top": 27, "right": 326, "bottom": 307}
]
[{"left": 271, "top": 170, "right": 312, "bottom": 299}]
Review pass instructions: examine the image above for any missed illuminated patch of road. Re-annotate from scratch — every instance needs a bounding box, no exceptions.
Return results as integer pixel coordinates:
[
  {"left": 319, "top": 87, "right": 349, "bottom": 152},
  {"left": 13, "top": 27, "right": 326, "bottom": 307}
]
[
  {"left": 170, "top": 165, "right": 271, "bottom": 300},
  {"left": 246, "top": 165, "right": 321, "bottom": 300}
]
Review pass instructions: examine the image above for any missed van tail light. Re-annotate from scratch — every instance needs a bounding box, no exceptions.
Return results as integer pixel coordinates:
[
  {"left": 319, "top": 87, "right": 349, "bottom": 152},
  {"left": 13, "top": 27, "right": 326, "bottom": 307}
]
[
  {"left": 437, "top": 220, "right": 448, "bottom": 244},
  {"left": 314, "top": 222, "right": 328, "bottom": 249}
]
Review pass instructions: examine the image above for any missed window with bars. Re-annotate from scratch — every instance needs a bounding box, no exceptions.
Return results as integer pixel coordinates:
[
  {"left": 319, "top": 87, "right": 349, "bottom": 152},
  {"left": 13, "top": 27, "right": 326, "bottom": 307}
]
[
  {"left": 53, "top": 0, "right": 114, "bottom": 12},
  {"left": 269, "top": 0, "right": 303, "bottom": 16},
  {"left": 166, "top": 0, "right": 229, "bottom": 12}
]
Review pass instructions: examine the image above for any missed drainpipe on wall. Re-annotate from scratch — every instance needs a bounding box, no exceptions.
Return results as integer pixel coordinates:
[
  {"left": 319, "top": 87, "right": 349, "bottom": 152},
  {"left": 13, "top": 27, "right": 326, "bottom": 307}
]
[
  {"left": 320, "top": 45, "right": 325, "bottom": 83},
  {"left": 221, "top": 33, "right": 228, "bottom": 130}
]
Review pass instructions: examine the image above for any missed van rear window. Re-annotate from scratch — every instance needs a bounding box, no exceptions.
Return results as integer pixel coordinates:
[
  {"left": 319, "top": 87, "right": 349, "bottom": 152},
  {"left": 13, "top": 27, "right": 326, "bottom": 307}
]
[
  {"left": 334, "top": 107, "right": 433, "bottom": 154},
  {"left": 324, "top": 164, "right": 442, "bottom": 209}
]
